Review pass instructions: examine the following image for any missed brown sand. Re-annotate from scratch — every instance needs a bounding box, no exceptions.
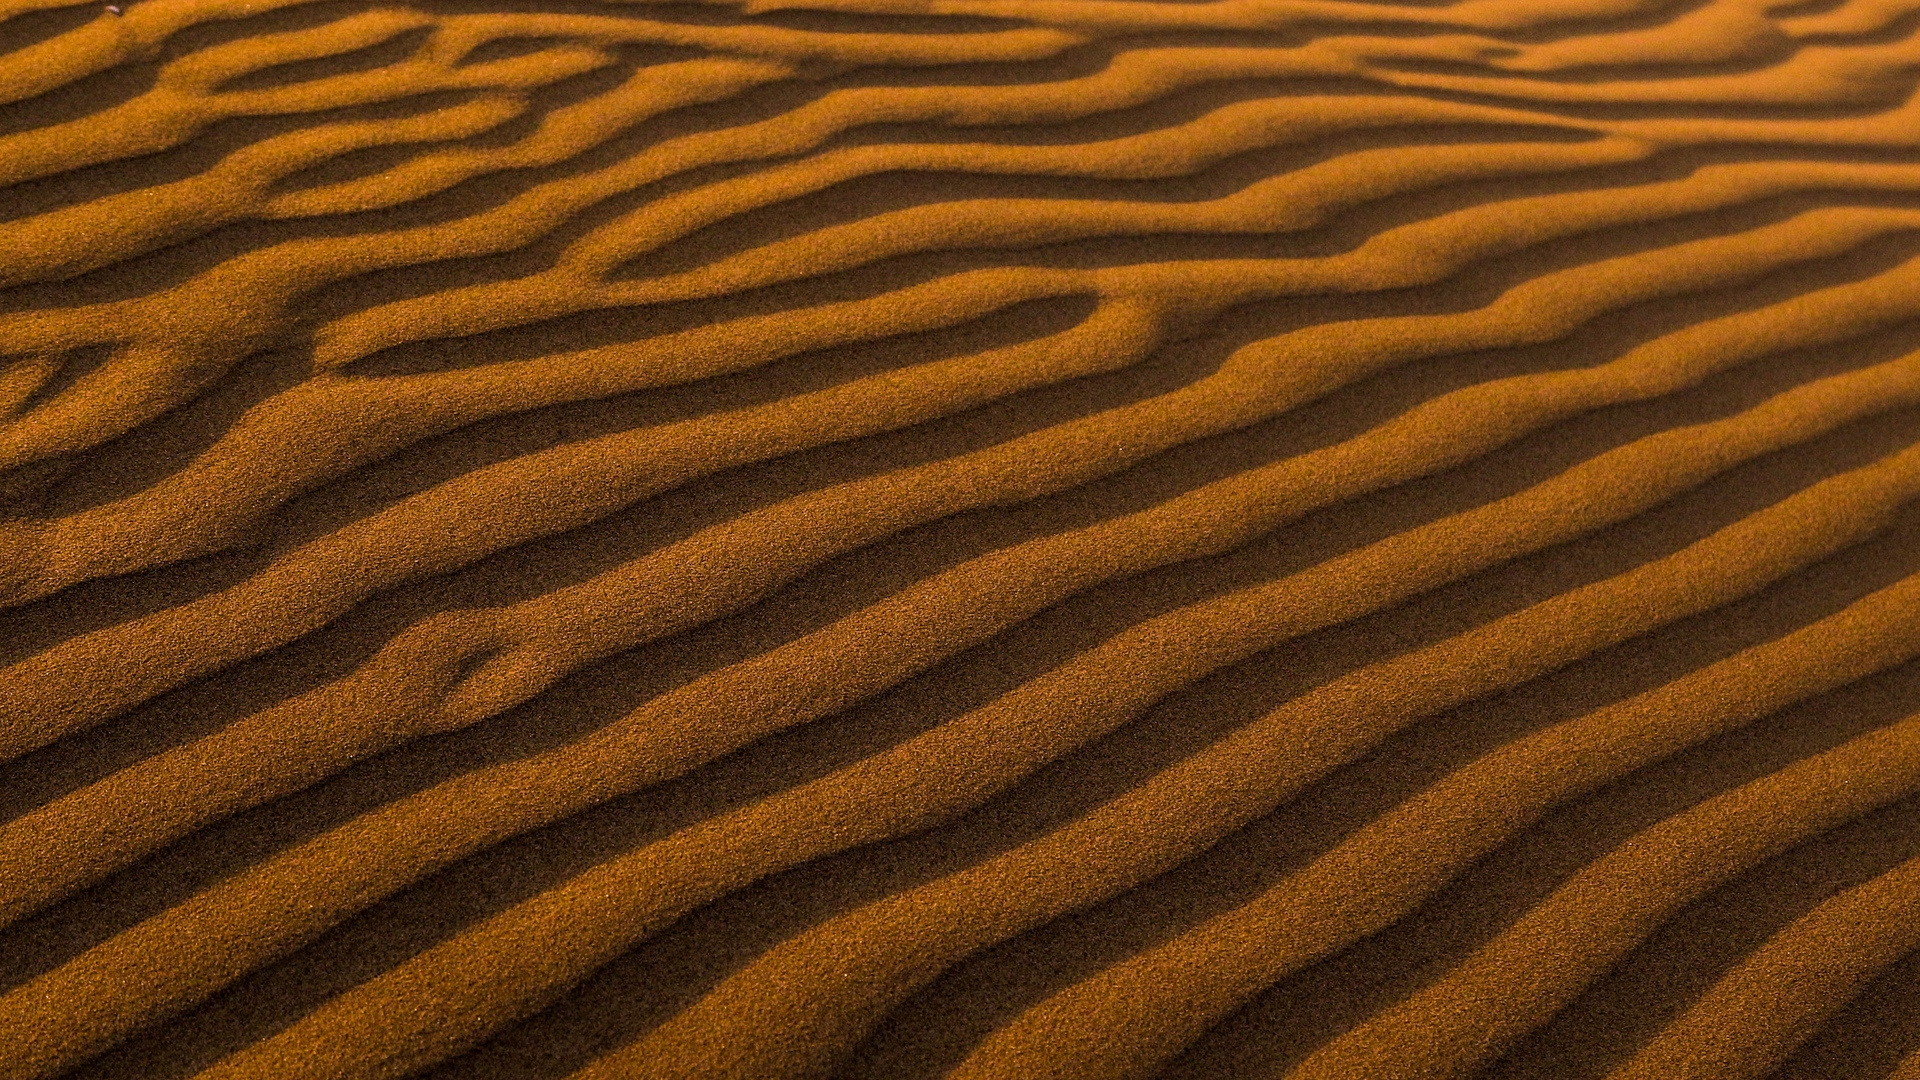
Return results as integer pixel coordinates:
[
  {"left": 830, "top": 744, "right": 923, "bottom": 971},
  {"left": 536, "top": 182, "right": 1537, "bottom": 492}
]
[{"left": 6, "top": 0, "right": 1920, "bottom": 1075}]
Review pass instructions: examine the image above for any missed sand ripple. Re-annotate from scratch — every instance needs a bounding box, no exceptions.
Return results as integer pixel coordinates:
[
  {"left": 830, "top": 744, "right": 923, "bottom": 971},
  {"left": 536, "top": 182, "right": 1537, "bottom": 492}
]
[{"left": 6, "top": 0, "right": 1920, "bottom": 1076}]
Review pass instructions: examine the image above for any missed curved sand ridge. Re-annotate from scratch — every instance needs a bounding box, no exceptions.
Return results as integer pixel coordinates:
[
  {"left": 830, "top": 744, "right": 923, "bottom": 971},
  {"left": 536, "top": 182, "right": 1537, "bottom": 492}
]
[{"left": 8, "top": 0, "right": 1920, "bottom": 1076}]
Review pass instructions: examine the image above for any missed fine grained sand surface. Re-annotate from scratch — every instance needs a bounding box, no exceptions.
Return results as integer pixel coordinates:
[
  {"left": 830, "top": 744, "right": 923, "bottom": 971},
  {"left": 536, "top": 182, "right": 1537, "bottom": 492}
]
[{"left": 7, "top": 0, "right": 1920, "bottom": 1076}]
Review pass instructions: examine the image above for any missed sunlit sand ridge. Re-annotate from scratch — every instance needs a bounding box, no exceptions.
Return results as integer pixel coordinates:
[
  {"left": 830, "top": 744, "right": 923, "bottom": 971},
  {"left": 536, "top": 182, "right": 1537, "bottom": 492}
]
[{"left": 6, "top": 0, "right": 1920, "bottom": 1076}]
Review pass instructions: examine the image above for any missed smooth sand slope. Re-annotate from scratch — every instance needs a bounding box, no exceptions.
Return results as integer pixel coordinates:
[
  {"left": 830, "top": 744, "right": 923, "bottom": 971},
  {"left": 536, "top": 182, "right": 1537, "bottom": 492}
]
[{"left": 7, "top": 0, "right": 1920, "bottom": 1075}]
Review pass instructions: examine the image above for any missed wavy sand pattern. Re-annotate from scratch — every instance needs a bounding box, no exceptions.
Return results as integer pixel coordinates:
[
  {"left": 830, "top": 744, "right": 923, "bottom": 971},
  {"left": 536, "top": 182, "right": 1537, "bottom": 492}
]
[{"left": 7, "top": 0, "right": 1920, "bottom": 1075}]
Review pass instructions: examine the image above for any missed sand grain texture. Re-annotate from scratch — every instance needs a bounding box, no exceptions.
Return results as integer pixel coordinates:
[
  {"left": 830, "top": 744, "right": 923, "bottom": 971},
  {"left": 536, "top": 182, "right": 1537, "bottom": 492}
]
[{"left": 6, "top": 0, "right": 1920, "bottom": 1076}]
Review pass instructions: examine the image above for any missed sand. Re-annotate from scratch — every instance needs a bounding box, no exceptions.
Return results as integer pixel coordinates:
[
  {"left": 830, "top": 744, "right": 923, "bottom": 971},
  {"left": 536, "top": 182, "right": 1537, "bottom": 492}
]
[{"left": 5, "top": 0, "right": 1920, "bottom": 1075}]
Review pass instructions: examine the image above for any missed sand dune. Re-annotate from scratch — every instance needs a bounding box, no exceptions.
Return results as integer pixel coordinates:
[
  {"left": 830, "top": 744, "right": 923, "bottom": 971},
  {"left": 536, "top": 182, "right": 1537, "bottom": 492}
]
[{"left": 6, "top": 0, "right": 1920, "bottom": 1076}]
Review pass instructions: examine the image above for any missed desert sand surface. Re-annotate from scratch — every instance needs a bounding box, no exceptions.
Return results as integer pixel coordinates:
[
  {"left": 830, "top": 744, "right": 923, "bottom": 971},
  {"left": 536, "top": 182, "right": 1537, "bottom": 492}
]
[{"left": 7, "top": 0, "right": 1920, "bottom": 1076}]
